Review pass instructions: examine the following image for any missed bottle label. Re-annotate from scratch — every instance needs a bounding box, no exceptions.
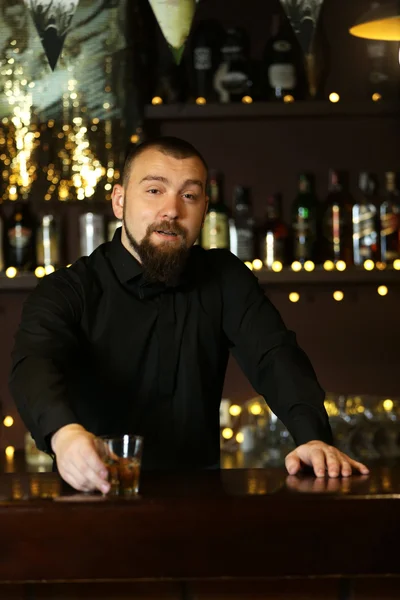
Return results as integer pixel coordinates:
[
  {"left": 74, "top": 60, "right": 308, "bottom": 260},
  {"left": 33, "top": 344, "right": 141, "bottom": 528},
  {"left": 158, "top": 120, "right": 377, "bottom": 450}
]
[
  {"left": 380, "top": 211, "right": 400, "bottom": 261},
  {"left": 352, "top": 204, "right": 378, "bottom": 264},
  {"left": 293, "top": 216, "right": 314, "bottom": 260},
  {"left": 202, "top": 212, "right": 229, "bottom": 249},
  {"left": 220, "top": 70, "right": 248, "bottom": 94},
  {"left": 36, "top": 225, "right": 60, "bottom": 267},
  {"left": 268, "top": 64, "right": 296, "bottom": 90},
  {"left": 263, "top": 231, "right": 285, "bottom": 268},
  {"left": 8, "top": 225, "right": 32, "bottom": 249},
  {"left": 194, "top": 47, "right": 212, "bottom": 71},
  {"left": 273, "top": 41, "right": 291, "bottom": 52},
  {"left": 235, "top": 228, "right": 254, "bottom": 261}
]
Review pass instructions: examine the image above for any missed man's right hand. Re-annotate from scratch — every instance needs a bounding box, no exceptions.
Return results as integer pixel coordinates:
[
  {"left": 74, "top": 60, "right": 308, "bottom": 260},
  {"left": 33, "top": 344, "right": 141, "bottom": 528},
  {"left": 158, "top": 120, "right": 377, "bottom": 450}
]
[{"left": 51, "top": 424, "right": 110, "bottom": 494}]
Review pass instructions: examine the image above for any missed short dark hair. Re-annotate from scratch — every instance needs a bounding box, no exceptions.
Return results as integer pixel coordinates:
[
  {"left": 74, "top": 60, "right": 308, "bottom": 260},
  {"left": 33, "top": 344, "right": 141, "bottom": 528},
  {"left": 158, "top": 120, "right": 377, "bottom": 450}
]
[{"left": 121, "top": 136, "right": 208, "bottom": 189}]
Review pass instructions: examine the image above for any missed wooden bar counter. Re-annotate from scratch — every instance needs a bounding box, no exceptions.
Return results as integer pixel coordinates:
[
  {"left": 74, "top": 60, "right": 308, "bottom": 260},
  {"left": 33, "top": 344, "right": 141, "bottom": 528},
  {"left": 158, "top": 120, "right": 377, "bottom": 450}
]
[{"left": 1, "top": 466, "right": 399, "bottom": 599}]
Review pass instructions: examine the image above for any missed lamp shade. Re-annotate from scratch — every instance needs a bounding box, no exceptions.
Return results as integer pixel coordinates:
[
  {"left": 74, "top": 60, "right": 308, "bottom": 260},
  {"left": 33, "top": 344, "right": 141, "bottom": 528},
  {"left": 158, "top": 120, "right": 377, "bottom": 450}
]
[{"left": 349, "top": 1, "right": 400, "bottom": 41}]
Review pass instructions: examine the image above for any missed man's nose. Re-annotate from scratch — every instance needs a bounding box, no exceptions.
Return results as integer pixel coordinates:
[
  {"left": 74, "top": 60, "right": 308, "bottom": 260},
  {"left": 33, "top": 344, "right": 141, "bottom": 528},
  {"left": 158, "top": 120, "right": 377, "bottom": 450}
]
[{"left": 159, "top": 194, "right": 182, "bottom": 220}]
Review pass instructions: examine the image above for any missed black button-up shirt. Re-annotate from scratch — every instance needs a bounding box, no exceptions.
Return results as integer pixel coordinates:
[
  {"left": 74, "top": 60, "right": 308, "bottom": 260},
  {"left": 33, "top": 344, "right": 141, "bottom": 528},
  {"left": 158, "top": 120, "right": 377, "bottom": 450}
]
[{"left": 10, "top": 229, "right": 332, "bottom": 469}]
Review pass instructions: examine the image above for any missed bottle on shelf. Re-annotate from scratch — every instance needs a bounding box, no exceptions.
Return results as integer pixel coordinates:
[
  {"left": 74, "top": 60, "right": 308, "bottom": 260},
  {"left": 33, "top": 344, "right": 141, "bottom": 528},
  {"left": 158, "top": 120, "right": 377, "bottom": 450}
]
[
  {"left": 0, "top": 209, "right": 4, "bottom": 272},
  {"left": 152, "top": 45, "right": 187, "bottom": 104},
  {"left": 291, "top": 174, "right": 318, "bottom": 264},
  {"left": 36, "top": 214, "right": 61, "bottom": 270},
  {"left": 190, "top": 19, "right": 224, "bottom": 103},
  {"left": 214, "top": 27, "right": 253, "bottom": 103},
  {"left": 321, "top": 170, "right": 354, "bottom": 265},
  {"left": 4, "top": 199, "right": 36, "bottom": 270},
  {"left": 352, "top": 172, "right": 379, "bottom": 266},
  {"left": 201, "top": 171, "right": 229, "bottom": 250},
  {"left": 259, "top": 193, "right": 289, "bottom": 268},
  {"left": 229, "top": 186, "right": 255, "bottom": 262},
  {"left": 262, "top": 13, "right": 305, "bottom": 102},
  {"left": 79, "top": 212, "right": 105, "bottom": 257},
  {"left": 379, "top": 172, "right": 400, "bottom": 265}
]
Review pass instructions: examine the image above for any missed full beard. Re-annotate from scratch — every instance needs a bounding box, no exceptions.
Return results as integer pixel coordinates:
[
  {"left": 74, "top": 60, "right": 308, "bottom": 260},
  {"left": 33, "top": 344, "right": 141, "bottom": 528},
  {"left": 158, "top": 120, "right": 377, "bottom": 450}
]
[{"left": 123, "top": 216, "right": 190, "bottom": 286}]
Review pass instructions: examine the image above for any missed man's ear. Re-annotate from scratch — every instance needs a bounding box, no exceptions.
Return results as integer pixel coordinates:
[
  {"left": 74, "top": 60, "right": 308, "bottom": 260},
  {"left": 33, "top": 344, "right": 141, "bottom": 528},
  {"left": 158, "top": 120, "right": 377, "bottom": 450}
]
[
  {"left": 201, "top": 196, "right": 209, "bottom": 228},
  {"left": 111, "top": 184, "right": 124, "bottom": 220}
]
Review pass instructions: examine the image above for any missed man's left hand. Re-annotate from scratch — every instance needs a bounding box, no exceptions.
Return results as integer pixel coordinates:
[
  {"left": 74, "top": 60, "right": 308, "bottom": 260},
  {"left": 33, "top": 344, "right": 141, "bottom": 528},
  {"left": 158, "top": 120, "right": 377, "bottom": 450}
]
[{"left": 285, "top": 440, "right": 370, "bottom": 477}]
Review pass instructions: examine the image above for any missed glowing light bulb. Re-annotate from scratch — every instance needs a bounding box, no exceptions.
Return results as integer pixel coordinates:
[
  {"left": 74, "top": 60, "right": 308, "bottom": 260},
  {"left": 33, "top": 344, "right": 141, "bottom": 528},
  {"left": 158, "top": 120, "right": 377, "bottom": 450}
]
[
  {"left": 222, "top": 427, "right": 234, "bottom": 440},
  {"left": 236, "top": 432, "right": 244, "bottom": 443},
  {"left": 130, "top": 134, "right": 139, "bottom": 144},
  {"left": 5, "top": 267, "right": 17, "bottom": 278},
  {"left": 35, "top": 267, "right": 45, "bottom": 278},
  {"left": 3, "top": 416, "right": 14, "bottom": 427},
  {"left": 283, "top": 95, "right": 294, "bottom": 103},
  {"left": 229, "top": 405, "right": 242, "bottom": 416},
  {"left": 196, "top": 96, "right": 206, "bottom": 105},
  {"left": 242, "top": 95, "right": 253, "bottom": 104},
  {"left": 272, "top": 261, "right": 283, "bottom": 272},
  {"left": 244, "top": 261, "right": 253, "bottom": 271},
  {"left": 304, "top": 261, "right": 315, "bottom": 272},
  {"left": 291, "top": 261, "right": 302, "bottom": 272},
  {"left": 383, "top": 399, "right": 394, "bottom": 412},
  {"left": 5, "top": 446, "right": 14, "bottom": 458},
  {"left": 44, "top": 265, "right": 55, "bottom": 275},
  {"left": 323, "top": 260, "right": 335, "bottom": 271},
  {"left": 377, "top": 285, "right": 388, "bottom": 296},
  {"left": 372, "top": 93, "right": 382, "bottom": 102},
  {"left": 151, "top": 96, "right": 163, "bottom": 105},
  {"left": 376, "top": 261, "right": 386, "bottom": 271},
  {"left": 329, "top": 92, "right": 340, "bottom": 103},
  {"left": 336, "top": 260, "right": 346, "bottom": 272},
  {"left": 252, "top": 259, "right": 263, "bottom": 270},
  {"left": 393, "top": 259, "right": 400, "bottom": 270},
  {"left": 363, "top": 259, "right": 375, "bottom": 271},
  {"left": 333, "top": 290, "right": 344, "bottom": 302},
  {"left": 289, "top": 292, "right": 300, "bottom": 303},
  {"left": 250, "top": 403, "right": 262, "bottom": 415}
]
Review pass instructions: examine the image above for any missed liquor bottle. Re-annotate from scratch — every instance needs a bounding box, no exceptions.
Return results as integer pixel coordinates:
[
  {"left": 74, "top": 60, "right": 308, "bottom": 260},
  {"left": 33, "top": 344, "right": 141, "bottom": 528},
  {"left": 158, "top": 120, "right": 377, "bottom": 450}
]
[
  {"left": 214, "top": 27, "right": 252, "bottom": 103},
  {"left": 291, "top": 174, "right": 318, "bottom": 264},
  {"left": 229, "top": 186, "right": 255, "bottom": 262},
  {"left": 36, "top": 214, "right": 61, "bottom": 269},
  {"left": 380, "top": 172, "right": 400, "bottom": 265},
  {"left": 352, "top": 172, "right": 379, "bottom": 266},
  {"left": 79, "top": 212, "right": 105, "bottom": 256},
  {"left": 0, "top": 209, "right": 4, "bottom": 272},
  {"left": 262, "top": 13, "right": 305, "bottom": 102},
  {"left": 321, "top": 170, "right": 354, "bottom": 265},
  {"left": 260, "top": 193, "right": 288, "bottom": 268},
  {"left": 4, "top": 200, "right": 36, "bottom": 270},
  {"left": 190, "top": 19, "right": 223, "bottom": 103},
  {"left": 366, "top": 38, "right": 391, "bottom": 101},
  {"left": 201, "top": 172, "right": 229, "bottom": 250}
]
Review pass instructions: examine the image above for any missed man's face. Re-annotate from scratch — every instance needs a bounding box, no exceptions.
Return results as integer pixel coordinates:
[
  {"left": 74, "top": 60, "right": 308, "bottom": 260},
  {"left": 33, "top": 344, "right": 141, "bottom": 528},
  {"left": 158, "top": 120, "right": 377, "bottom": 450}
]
[{"left": 112, "top": 148, "right": 208, "bottom": 283}]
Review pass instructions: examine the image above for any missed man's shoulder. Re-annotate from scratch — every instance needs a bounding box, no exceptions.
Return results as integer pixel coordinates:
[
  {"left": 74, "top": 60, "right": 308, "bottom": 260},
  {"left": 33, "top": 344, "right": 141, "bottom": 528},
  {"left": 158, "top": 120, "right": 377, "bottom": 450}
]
[{"left": 192, "top": 246, "right": 255, "bottom": 280}]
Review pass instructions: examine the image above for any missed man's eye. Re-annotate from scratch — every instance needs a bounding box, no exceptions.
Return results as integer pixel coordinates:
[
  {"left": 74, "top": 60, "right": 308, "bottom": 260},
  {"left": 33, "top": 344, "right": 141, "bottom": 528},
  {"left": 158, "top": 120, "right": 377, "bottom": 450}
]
[
  {"left": 183, "top": 193, "right": 196, "bottom": 200},
  {"left": 147, "top": 188, "right": 160, "bottom": 194}
]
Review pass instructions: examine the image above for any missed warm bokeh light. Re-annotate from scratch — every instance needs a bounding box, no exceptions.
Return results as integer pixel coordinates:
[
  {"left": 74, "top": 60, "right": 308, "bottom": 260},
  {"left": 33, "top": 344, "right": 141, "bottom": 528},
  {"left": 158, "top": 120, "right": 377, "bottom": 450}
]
[
  {"left": 333, "top": 290, "right": 344, "bottom": 302},
  {"left": 236, "top": 432, "right": 244, "bottom": 443},
  {"left": 3, "top": 416, "right": 14, "bottom": 427},
  {"left": 229, "top": 404, "right": 242, "bottom": 416},
  {"left": 377, "top": 285, "right": 388, "bottom": 296},
  {"left": 249, "top": 403, "right": 262, "bottom": 415},
  {"left": 67, "top": 264, "right": 72, "bottom": 268},
  {"left": 130, "top": 134, "right": 139, "bottom": 144},
  {"left": 196, "top": 96, "right": 207, "bottom": 105},
  {"left": 5, "top": 446, "right": 15, "bottom": 458},
  {"left": 272, "top": 261, "right": 283, "bottom": 272},
  {"left": 241, "top": 95, "right": 253, "bottom": 104},
  {"left": 44, "top": 265, "right": 55, "bottom": 275},
  {"left": 376, "top": 261, "right": 386, "bottom": 270},
  {"left": 35, "top": 267, "right": 46, "bottom": 278},
  {"left": 336, "top": 260, "right": 346, "bottom": 271},
  {"left": 383, "top": 399, "right": 394, "bottom": 412},
  {"left": 363, "top": 259, "right": 375, "bottom": 271},
  {"left": 289, "top": 292, "right": 300, "bottom": 303},
  {"left": 372, "top": 92, "right": 382, "bottom": 102},
  {"left": 222, "top": 427, "right": 234, "bottom": 440},
  {"left": 323, "top": 260, "right": 335, "bottom": 271},
  {"left": 252, "top": 259, "right": 263, "bottom": 270},
  {"left": 151, "top": 96, "right": 163, "bottom": 105},
  {"left": 329, "top": 92, "right": 340, "bottom": 103},
  {"left": 283, "top": 95, "right": 295, "bottom": 103},
  {"left": 393, "top": 259, "right": 400, "bottom": 270},
  {"left": 244, "top": 261, "right": 253, "bottom": 271},
  {"left": 5, "top": 267, "right": 17, "bottom": 278},
  {"left": 291, "top": 261, "right": 302, "bottom": 272},
  {"left": 304, "top": 261, "right": 315, "bottom": 272}
]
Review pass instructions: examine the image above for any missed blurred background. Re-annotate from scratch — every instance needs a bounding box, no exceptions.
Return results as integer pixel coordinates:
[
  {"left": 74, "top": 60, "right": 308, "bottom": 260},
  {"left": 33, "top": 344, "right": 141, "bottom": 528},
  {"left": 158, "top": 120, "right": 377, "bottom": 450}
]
[{"left": 0, "top": 0, "right": 399, "bottom": 471}]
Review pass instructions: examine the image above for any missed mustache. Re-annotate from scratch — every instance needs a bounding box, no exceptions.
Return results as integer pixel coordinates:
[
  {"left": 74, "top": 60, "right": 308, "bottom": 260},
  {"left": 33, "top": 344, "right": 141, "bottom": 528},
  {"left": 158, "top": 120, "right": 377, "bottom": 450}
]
[{"left": 149, "top": 221, "right": 188, "bottom": 239}]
